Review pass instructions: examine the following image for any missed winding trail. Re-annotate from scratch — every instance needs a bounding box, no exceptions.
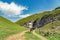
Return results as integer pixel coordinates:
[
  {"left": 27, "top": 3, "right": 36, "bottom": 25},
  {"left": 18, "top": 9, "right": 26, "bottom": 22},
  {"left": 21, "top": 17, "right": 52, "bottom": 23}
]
[
  {"left": 5, "top": 30, "right": 28, "bottom": 40},
  {"left": 32, "top": 30, "right": 48, "bottom": 40},
  {"left": 5, "top": 30, "right": 48, "bottom": 40}
]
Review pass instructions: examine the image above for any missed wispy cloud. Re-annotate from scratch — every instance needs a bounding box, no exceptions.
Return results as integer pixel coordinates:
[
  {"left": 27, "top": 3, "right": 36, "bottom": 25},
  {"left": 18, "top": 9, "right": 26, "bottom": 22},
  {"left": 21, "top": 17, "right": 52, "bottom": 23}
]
[
  {"left": 0, "top": 1, "right": 28, "bottom": 17},
  {"left": 19, "top": 14, "right": 31, "bottom": 18}
]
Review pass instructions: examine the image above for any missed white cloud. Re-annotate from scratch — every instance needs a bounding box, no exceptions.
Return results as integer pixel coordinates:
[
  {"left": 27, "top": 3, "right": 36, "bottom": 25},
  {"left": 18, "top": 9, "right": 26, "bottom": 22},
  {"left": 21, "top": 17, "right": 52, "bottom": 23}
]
[
  {"left": 0, "top": 1, "right": 28, "bottom": 16},
  {"left": 19, "top": 14, "right": 31, "bottom": 18}
]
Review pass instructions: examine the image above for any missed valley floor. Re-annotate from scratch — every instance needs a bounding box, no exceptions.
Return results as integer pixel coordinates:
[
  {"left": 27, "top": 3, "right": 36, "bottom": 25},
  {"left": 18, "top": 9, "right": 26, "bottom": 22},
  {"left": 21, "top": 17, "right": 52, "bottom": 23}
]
[
  {"left": 5, "top": 30, "right": 29, "bottom": 40},
  {"left": 4, "top": 30, "right": 48, "bottom": 40}
]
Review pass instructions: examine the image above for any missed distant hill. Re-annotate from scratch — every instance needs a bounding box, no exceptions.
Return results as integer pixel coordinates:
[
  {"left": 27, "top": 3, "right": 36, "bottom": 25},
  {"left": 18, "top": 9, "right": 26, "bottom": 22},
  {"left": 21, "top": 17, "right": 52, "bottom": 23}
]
[
  {"left": 0, "top": 16, "right": 27, "bottom": 40},
  {"left": 16, "top": 7, "right": 60, "bottom": 26},
  {"left": 16, "top": 7, "right": 60, "bottom": 40},
  {"left": 16, "top": 7, "right": 60, "bottom": 33}
]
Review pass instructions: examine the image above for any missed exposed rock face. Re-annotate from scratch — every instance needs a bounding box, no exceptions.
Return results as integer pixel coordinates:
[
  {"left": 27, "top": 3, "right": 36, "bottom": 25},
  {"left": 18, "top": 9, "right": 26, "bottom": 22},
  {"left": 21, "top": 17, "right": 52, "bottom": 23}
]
[
  {"left": 23, "top": 13, "right": 60, "bottom": 29},
  {"left": 34, "top": 13, "right": 60, "bottom": 36},
  {"left": 33, "top": 13, "right": 60, "bottom": 28}
]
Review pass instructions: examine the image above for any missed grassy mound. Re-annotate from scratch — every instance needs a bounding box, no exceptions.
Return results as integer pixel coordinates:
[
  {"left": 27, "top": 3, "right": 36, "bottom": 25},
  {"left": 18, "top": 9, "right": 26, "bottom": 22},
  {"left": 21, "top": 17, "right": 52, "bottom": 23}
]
[
  {"left": 35, "top": 20, "right": 60, "bottom": 40},
  {"left": 0, "top": 16, "right": 27, "bottom": 40}
]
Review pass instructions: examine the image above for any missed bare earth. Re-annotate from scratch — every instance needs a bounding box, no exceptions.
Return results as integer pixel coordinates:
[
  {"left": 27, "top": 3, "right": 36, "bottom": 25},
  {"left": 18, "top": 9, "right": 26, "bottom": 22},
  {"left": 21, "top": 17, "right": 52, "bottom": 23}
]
[
  {"left": 5, "top": 30, "right": 28, "bottom": 40},
  {"left": 5, "top": 30, "right": 47, "bottom": 40}
]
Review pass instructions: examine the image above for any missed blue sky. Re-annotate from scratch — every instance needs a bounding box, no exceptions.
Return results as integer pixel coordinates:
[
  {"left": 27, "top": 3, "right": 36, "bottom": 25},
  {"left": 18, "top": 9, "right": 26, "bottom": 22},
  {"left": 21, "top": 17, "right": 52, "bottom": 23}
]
[{"left": 0, "top": 0, "right": 60, "bottom": 22}]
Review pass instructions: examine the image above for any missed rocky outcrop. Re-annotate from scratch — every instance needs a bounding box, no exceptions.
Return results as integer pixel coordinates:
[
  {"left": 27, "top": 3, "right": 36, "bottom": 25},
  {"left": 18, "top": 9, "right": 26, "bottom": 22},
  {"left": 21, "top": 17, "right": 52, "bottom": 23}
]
[
  {"left": 33, "top": 13, "right": 60, "bottom": 28},
  {"left": 23, "top": 12, "right": 60, "bottom": 30}
]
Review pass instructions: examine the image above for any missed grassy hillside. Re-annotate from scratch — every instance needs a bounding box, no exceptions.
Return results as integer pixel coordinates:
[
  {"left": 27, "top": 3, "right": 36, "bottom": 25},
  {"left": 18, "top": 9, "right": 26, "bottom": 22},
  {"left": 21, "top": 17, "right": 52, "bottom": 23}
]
[
  {"left": 0, "top": 16, "right": 27, "bottom": 40},
  {"left": 35, "top": 20, "right": 60, "bottom": 40},
  {"left": 16, "top": 8, "right": 60, "bottom": 26},
  {"left": 16, "top": 11, "right": 50, "bottom": 26},
  {"left": 16, "top": 7, "right": 60, "bottom": 40}
]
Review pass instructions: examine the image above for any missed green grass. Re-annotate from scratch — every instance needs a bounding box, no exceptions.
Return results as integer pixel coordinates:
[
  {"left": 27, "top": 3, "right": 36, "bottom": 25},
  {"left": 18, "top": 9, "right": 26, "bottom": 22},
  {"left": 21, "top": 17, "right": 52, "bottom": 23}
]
[
  {"left": 46, "top": 36, "right": 60, "bottom": 40},
  {"left": 35, "top": 29, "right": 60, "bottom": 40},
  {"left": 16, "top": 9, "right": 60, "bottom": 26},
  {"left": 16, "top": 11, "right": 50, "bottom": 25},
  {"left": 24, "top": 31, "right": 40, "bottom": 40},
  {"left": 35, "top": 21, "right": 60, "bottom": 40},
  {"left": 0, "top": 16, "right": 27, "bottom": 40},
  {"left": 16, "top": 7, "right": 60, "bottom": 40}
]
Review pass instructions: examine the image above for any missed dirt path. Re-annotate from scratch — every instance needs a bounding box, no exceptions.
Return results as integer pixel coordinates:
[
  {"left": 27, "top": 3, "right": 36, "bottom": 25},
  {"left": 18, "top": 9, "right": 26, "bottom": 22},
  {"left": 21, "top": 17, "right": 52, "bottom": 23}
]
[
  {"left": 5, "top": 30, "right": 28, "bottom": 40},
  {"left": 5, "top": 30, "right": 47, "bottom": 40},
  {"left": 32, "top": 30, "right": 48, "bottom": 40}
]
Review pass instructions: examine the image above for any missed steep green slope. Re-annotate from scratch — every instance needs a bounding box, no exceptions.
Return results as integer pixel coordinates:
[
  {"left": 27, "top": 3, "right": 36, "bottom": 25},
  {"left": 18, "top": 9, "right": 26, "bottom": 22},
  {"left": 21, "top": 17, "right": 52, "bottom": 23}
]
[
  {"left": 16, "top": 11, "right": 50, "bottom": 26},
  {"left": 16, "top": 7, "right": 60, "bottom": 40},
  {"left": 35, "top": 20, "right": 60, "bottom": 40},
  {"left": 0, "top": 16, "right": 27, "bottom": 40},
  {"left": 16, "top": 8, "right": 60, "bottom": 26}
]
